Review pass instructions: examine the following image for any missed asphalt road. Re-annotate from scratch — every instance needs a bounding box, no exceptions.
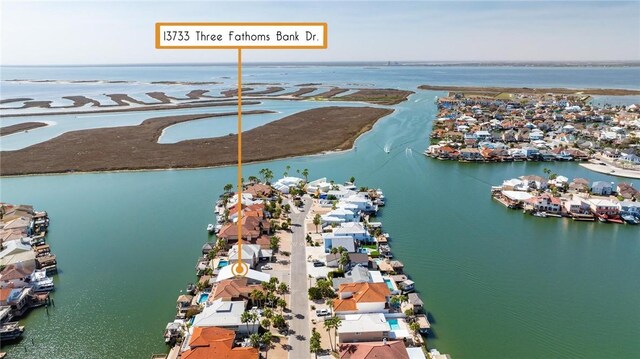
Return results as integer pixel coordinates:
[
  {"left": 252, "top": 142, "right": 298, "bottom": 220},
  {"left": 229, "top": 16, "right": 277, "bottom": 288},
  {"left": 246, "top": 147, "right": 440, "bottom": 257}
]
[{"left": 288, "top": 196, "right": 312, "bottom": 359}]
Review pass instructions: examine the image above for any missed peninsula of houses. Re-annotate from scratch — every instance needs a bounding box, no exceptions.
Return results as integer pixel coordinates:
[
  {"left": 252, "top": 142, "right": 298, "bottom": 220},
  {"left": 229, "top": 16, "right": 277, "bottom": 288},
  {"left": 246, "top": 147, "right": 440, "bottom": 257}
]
[
  {"left": 492, "top": 174, "right": 639, "bottom": 224},
  {"left": 155, "top": 172, "right": 450, "bottom": 359},
  {"left": 425, "top": 90, "right": 640, "bottom": 178},
  {"left": 0, "top": 203, "right": 57, "bottom": 349}
]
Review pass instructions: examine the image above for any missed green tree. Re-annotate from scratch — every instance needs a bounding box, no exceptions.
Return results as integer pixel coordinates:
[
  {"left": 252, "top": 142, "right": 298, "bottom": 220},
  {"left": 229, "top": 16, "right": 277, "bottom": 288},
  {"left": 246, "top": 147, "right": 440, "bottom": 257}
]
[
  {"left": 249, "top": 333, "right": 262, "bottom": 348},
  {"left": 248, "top": 175, "right": 259, "bottom": 184},
  {"left": 339, "top": 251, "right": 350, "bottom": 271},
  {"left": 284, "top": 165, "right": 291, "bottom": 178},
  {"left": 349, "top": 176, "right": 355, "bottom": 184},
  {"left": 270, "top": 236, "right": 281, "bottom": 252},
  {"left": 250, "top": 289, "right": 264, "bottom": 308},
  {"left": 277, "top": 298, "right": 287, "bottom": 314},
  {"left": 313, "top": 213, "right": 321, "bottom": 233},
  {"left": 302, "top": 168, "right": 310, "bottom": 182},
  {"left": 409, "top": 321, "right": 421, "bottom": 338},
  {"left": 261, "top": 318, "right": 271, "bottom": 330},
  {"left": 224, "top": 183, "right": 233, "bottom": 193},
  {"left": 323, "top": 316, "right": 341, "bottom": 352},
  {"left": 272, "top": 314, "right": 286, "bottom": 329},
  {"left": 241, "top": 311, "right": 257, "bottom": 334},
  {"left": 277, "top": 282, "right": 289, "bottom": 295},
  {"left": 261, "top": 331, "right": 273, "bottom": 359},
  {"left": 310, "top": 328, "right": 322, "bottom": 358}
]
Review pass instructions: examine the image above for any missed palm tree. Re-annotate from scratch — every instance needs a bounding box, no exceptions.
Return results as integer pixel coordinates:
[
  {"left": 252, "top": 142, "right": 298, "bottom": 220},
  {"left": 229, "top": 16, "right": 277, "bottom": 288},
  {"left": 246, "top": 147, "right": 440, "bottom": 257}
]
[
  {"left": 326, "top": 298, "right": 334, "bottom": 316},
  {"left": 277, "top": 298, "right": 287, "bottom": 314},
  {"left": 284, "top": 165, "right": 291, "bottom": 177},
  {"left": 250, "top": 289, "right": 263, "bottom": 308},
  {"left": 409, "top": 321, "right": 421, "bottom": 339},
  {"left": 223, "top": 183, "right": 233, "bottom": 193},
  {"left": 277, "top": 282, "right": 289, "bottom": 295},
  {"left": 261, "top": 318, "right": 271, "bottom": 330},
  {"left": 264, "top": 169, "right": 274, "bottom": 184},
  {"left": 302, "top": 168, "right": 309, "bottom": 182},
  {"left": 323, "top": 316, "right": 341, "bottom": 352},
  {"left": 261, "top": 331, "right": 273, "bottom": 358},
  {"left": 313, "top": 213, "right": 321, "bottom": 233},
  {"left": 249, "top": 332, "right": 262, "bottom": 348},
  {"left": 248, "top": 175, "right": 259, "bottom": 184},
  {"left": 241, "top": 311, "right": 257, "bottom": 334},
  {"left": 310, "top": 328, "right": 322, "bottom": 358},
  {"left": 349, "top": 176, "right": 355, "bottom": 184},
  {"left": 339, "top": 251, "right": 350, "bottom": 271}
]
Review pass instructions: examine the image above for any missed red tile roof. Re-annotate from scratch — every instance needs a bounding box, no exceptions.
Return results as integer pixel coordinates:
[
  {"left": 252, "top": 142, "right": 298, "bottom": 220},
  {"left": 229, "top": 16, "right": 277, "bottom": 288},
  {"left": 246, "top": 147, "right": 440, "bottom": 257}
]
[
  {"left": 339, "top": 341, "right": 409, "bottom": 359},
  {"left": 182, "top": 327, "right": 259, "bottom": 359}
]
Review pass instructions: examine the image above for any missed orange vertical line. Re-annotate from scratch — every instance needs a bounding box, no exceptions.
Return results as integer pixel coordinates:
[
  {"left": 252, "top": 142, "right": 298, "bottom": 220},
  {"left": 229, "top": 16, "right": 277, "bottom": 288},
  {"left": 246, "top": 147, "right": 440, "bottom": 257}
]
[{"left": 236, "top": 48, "right": 243, "bottom": 266}]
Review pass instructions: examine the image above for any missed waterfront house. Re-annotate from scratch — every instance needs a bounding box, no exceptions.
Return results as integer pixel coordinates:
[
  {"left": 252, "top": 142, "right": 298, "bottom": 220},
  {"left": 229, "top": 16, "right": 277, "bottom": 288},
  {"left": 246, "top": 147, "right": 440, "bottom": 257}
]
[
  {"left": 217, "top": 215, "right": 270, "bottom": 244},
  {"left": 327, "top": 253, "right": 369, "bottom": 270},
  {"left": 228, "top": 244, "right": 271, "bottom": 269},
  {"left": 618, "top": 201, "right": 640, "bottom": 216},
  {"left": 0, "top": 241, "right": 35, "bottom": 268},
  {"left": 322, "top": 208, "right": 360, "bottom": 224},
  {"left": 591, "top": 181, "right": 614, "bottom": 196},
  {"left": 272, "top": 176, "right": 304, "bottom": 194},
  {"left": 331, "top": 265, "right": 382, "bottom": 289},
  {"left": 339, "top": 340, "right": 424, "bottom": 359},
  {"left": 243, "top": 183, "right": 273, "bottom": 198},
  {"left": 459, "top": 148, "right": 483, "bottom": 161},
  {"left": 333, "top": 282, "right": 391, "bottom": 314},
  {"left": 341, "top": 194, "right": 378, "bottom": 214},
  {"left": 0, "top": 287, "right": 32, "bottom": 317},
  {"left": 191, "top": 300, "right": 258, "bottom": 334},
  {"left": 501, "top": 178, "right": 526, "bottom": 191},
  {"left": 306, "top": 178, "right": 333, "bottom": 194},
  {"left": 181, "top": 326, "right": 259, "bottom": 359},
  {"left": 337, "top": 313, "right": 391, "bottom": 343},
  {"left": 0, "top": 263, "right": 35, "bottom": 289},
  {"left": 569, "top": 178, "right": 590, "bottom": 193},
  {"left": 215, "top": 265, "right": 270, "bottom": 284},
  {"left": 587, "top": 199, "right": 619, "bottom": 216},
  {"left": 520, "top": 175, "right": 548, "bottom": 190},
  {"left": 323, "top": 234, "right": 356, "bottom": 253},
  {"left": 333, "top": 222, "right": 372, "bottom": 243},
  {"left": 211, "top": 278, "right": 263, "bottom": 302},
  {"left": 564, "top": 198, "right": 591, "bottom": 215},
  {"left": 616, "top": 183, "right": 638, "bottom": 199},
  {"left": 526, "top": 194, "right": 562, "bottom": 214}
]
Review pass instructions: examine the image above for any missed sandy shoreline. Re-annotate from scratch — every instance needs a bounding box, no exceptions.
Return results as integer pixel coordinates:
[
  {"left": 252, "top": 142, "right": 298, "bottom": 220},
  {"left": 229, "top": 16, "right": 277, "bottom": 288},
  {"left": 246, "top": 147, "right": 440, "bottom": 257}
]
[
  {"left": 417, "top": 85, "right": 640, "bottom": 96},
  {"left": 0, "top": 106, "right": 393, "bottom": 176},
  {"left": 579, "top": 162, "right": 640, "bottom": 179}
]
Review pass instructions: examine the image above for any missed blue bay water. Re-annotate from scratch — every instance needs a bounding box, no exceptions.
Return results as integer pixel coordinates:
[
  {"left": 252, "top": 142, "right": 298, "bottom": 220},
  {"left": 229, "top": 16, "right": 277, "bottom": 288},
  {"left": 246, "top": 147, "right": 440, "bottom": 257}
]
[{"left": 0, "top": 65, "right": 639, "bottom": 359}]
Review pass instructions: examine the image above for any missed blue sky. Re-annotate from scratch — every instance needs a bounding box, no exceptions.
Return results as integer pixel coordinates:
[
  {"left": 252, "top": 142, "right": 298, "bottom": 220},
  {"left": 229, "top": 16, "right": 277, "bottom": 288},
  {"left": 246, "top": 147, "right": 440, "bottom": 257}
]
[{"left": 1, "top": 1, "right": 639, "bottom": 65}]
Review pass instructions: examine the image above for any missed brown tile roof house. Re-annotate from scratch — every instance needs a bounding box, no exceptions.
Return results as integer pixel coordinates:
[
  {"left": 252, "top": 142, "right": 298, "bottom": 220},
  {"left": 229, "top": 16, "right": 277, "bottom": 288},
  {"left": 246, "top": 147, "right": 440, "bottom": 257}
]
[
  {"left": 339, "top": 340, "right": 409, "bottom": 359},
  {"left": 217, "top": 216, "right": 270, "bottom": 242},
  {"left": 211, "top": 278, "right": 263, "bottom": 302},
  {"left": 333, "top": 282, "right": 390, "bottom": 313},
  {"left": 181, "top": 326, "right": 258, "bottom": 359},
  {"left": 617, "top": 183, "right": 638, "bottom": 199},
  {"left": 243, "top": 183, "right": 273, "bottom": 198}
]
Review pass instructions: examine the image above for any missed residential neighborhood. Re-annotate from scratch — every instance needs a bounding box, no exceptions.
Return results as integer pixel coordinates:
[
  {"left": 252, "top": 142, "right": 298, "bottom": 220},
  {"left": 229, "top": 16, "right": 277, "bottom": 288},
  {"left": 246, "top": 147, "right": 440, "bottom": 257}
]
[
  {"left": 0, "top": 203, "right": 56, "bottom": 346},
  {"left": 491, "top": 173, "right": 640, "bottom": 224},
  {"left": 425, "top": 92, "right": 640, "bottom": 178},
  {"left": 156, "top": 172, "right": 449, "bottom": 359}
]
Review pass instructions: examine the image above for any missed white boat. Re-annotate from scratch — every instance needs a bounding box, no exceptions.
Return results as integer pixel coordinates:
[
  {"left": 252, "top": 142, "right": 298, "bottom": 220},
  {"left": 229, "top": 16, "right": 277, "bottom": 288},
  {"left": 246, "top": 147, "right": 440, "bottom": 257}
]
[
  {"left": 206, "top": 224, "right": 215, "bottom": 233},
  {"left": 533, "top": 211, "right": 548, "bottom": 218}
]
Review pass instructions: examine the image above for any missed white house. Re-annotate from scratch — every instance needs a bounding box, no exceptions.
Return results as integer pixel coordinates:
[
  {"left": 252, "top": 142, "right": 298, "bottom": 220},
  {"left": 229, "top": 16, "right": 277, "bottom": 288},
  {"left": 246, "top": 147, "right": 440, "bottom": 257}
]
[
  {"left": 321, "top": 208, "right": 359, "bottom": 224},
  {"left": 333, "top": 282, "right": 391, "bottom": 314},
  {"left": 306, "top": 178, "right": 332, "bottom": 194},
  {"left": 333, "top": 222, "right": 371, "bottom": 243},
  {"left": 587, "top": 199, "right": 619, "bottom": 216},
  {"left": 564, "top": 198, "right": 591, "bottom": 214},
  {"left": 327, "top": 189, "right": 356, "bottom": 199},
  {"left": 228, "top": 244, "right": 271, "bottom": 269},
  {"left": 337, "top": 313, "right": 391, "bottom": 343},
  {"left": 191, "top": 300, "right": 258, "bottom": 334},
  {"left": 341, "top": 194, "right": 377, "bottom": 213},
  {"left": 323, "top": 234, "right": 356, "bottom": 253},
  {"left": 272, "top": 177, "right": 304, "bottom": 194}
]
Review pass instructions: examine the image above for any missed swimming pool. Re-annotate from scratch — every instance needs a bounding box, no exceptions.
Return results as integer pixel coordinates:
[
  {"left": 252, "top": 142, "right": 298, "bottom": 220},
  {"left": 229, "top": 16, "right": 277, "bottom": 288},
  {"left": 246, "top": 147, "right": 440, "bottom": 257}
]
[
  {"left": 388, "top": 318, "right": 400, "bottom": 330},
  {"left": 384, "top": 278, "right": 395, "bottom": 291},
  {"left": 197, "top": 293, "right": 209, "bottom": 304},
  {"left": 218, "top": 260, "right": 229, "bottom": 268}
]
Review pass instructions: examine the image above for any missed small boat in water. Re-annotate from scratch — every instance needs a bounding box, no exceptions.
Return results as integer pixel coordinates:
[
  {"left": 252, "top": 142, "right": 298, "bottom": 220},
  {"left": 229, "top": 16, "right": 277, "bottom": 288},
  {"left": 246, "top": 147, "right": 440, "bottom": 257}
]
[
  {"left": 0, "top": 322, "right": 25, "bottom": 342},
  {"left": 29, "top": 269, "right": 54, "bottom": 292},
  {"left": 622, "top": 214, "right": 639, "bottom": 225},
  {"left": 206, "top": 224, "right": 215, "bottom": 233},
  {"left": 533, "top": 211, "right": 548, "bottom": 218}
]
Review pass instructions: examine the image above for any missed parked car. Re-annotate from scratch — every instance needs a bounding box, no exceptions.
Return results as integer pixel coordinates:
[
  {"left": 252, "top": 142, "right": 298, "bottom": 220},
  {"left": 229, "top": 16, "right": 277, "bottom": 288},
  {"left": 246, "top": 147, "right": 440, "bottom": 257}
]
[
  {"left": 262, "top": 264, "right": 272, "bottom": 270},
  {"left": 313, "top": 261, "right": 325, "bottom": 267},
  {"left": 315, "top": 309, "right": 330, "bottom": 316}
]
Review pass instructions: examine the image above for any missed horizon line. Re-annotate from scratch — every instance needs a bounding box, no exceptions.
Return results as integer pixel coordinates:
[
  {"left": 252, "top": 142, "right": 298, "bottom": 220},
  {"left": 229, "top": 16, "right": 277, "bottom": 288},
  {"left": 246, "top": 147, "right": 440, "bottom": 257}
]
[{"left": 2, "top": 60, "right": 640, "bottom": 68}]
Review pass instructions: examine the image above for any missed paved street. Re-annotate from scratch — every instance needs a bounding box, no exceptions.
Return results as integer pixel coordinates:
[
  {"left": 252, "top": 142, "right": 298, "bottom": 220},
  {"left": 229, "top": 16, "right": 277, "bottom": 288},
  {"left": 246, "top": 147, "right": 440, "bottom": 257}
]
[{"left": 288, "top": 196, "right": 312, "bottom": 359}]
